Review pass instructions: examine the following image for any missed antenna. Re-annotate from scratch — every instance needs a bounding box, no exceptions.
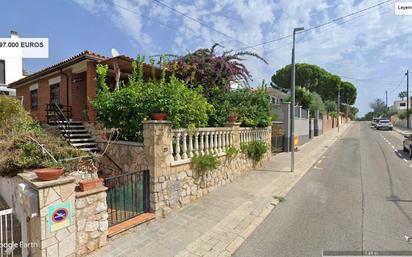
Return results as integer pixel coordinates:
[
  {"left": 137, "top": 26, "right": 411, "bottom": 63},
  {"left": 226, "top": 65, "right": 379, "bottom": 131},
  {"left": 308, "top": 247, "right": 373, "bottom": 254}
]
[{"left": 111, "top": 48, "right": 120, "bottom": 57}]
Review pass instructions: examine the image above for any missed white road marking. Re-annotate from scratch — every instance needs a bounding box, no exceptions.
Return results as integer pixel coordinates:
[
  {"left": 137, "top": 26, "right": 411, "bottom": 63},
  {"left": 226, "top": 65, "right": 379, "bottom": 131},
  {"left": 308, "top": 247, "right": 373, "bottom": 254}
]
[
  {"left": 404, "top": 159, "right": 408, "bottom": 162},
  {"left": 392, "top": 146, "right": 396, "bottom": 149}
]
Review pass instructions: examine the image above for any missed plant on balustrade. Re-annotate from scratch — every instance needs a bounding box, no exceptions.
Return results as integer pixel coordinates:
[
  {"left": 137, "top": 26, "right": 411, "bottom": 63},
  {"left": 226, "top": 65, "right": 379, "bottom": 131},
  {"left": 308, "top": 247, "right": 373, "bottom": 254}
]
[
  {"left": 225, "top": 146, "right": 239, "bottom": 160},
  {"left": 191, "top": 154, "right": 220, "bottom": 174},
  {"left": 240, "top": 141, "right": 268, "bottom": 162}
]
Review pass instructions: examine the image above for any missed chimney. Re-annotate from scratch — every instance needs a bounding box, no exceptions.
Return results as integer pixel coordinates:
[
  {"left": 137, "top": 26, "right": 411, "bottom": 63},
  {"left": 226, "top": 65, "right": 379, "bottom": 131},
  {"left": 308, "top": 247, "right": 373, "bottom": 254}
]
[{"left": 10, "top": 30, "right": 18, "bottom": 39}]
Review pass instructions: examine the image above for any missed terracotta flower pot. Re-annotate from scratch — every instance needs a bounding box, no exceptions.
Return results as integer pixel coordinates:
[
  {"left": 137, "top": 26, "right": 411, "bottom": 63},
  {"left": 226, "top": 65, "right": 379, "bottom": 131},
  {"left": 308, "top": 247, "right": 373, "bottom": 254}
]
[
  {"left": 34, "top": 168, "right": 64, "bottom": 181},
  {"left": 152, "top": 112, "right": 167, "bottom": 121},
  {"left": 79, "top": 178, "right": 104, "bottom": 192},
  {"left": 228, "top": 114, "right": 238, "bottom": 123}
]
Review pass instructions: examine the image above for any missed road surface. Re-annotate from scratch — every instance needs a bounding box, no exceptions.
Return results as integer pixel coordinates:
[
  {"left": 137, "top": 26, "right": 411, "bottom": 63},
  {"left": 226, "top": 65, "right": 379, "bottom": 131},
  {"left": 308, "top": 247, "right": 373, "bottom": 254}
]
[{"left": 235, "top": 122, "right": 412, "bottom": 257}]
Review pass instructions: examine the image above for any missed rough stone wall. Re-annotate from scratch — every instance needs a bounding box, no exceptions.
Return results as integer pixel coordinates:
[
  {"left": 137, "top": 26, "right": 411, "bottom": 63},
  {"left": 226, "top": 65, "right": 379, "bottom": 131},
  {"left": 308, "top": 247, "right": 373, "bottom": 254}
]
[
  {"left": 152, "top": 152, "right": 271, "bottom": 217},
  {"left": 36, "top": 182, "right": 77, "bottom": 257},
  {"left": 75, "top": 188, "right": 108, "bottom": 256},
  {"left": 96, "top": 140, "right": 149, "bottom": 177}
]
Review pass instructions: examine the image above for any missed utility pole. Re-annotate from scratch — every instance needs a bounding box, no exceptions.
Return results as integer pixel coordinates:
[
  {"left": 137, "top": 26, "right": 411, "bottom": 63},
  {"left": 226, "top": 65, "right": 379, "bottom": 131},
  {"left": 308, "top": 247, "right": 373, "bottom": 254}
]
[
  {"left": 337, "top": 84, "right": 340, "bottom": 133},
  {"left": 290, "top": 27, "right": 304, "bottom": 173},
  {"left": 407, "top": 70, "right": 410, "bottom": 129},
  {"left": 385, "top": 90, "right": 388, "bottom": 116}
]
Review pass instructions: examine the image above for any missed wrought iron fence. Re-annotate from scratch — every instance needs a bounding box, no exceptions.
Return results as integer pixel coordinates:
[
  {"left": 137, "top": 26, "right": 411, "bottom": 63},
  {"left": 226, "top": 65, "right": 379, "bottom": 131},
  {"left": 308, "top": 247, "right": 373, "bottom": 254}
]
[
  {"left": 0, "top": 208, "right": 16, "bottom": 257},
  {"left": 104, "top": 170, "right": 150, "bottom": 227}
]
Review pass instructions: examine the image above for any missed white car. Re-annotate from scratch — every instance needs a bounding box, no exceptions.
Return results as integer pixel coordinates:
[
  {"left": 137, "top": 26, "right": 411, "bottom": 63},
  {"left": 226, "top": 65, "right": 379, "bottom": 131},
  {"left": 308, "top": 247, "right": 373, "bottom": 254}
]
[{"left": 375, "top": 119, "right": 393, "bottom": 130}]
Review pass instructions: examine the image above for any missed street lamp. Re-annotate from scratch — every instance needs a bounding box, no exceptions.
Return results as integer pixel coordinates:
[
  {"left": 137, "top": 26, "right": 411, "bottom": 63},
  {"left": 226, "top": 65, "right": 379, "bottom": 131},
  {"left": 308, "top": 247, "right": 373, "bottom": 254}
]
[{"left": 291, "top": 27, "right": 304, "bottom": 173}]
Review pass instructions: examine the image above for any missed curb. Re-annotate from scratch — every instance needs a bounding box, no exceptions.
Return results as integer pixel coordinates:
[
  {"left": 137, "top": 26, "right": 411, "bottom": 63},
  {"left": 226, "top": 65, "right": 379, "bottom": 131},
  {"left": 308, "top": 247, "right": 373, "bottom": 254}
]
[{"left": 393, "top": 126, "right": 411, "bottom": 136}]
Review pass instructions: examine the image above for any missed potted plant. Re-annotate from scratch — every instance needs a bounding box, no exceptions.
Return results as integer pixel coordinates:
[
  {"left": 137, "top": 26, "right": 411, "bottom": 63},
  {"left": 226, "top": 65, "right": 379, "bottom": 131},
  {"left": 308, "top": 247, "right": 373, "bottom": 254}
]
[
  {"left": 34, "top": 162, "right": 64, "bottom": 181},
  {"left": 152, "top": 106, "right": 167, "bottom": 121},
  {"left": 228, "top": 111, "right": 238, "bottom": 123},
  {"left": 79, "top": 178, "right": 104, "bottom": 191}
]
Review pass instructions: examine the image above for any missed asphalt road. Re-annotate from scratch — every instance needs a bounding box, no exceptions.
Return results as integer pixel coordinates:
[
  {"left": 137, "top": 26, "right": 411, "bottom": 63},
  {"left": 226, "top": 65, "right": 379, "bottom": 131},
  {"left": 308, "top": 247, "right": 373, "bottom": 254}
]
[{"left": 235, "top": 122, "right": 412, "bottom": 257}]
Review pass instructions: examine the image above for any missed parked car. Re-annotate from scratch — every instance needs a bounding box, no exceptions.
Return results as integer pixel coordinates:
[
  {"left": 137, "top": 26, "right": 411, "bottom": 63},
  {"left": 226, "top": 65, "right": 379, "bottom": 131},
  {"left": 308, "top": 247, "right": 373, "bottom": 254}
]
[
  {"left": 375, "top": 119, "right": 393, "bottom": 130},
  {"left": 403, "top": 134, "right": 412, "bottom": 157},
  {"left": 371, "top": 118, "right": 380, "bottom": 127}
]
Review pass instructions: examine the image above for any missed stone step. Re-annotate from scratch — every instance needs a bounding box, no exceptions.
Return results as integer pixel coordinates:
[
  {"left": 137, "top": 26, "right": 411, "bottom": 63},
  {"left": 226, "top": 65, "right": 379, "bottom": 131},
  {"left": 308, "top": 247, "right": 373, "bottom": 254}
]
[
  {"left": 78, "top": 147, "right": 99, "bottom": 152},
  {"left": 60, "top": 129, "right": 89, "bottom": 134},
  {"left": 71, "top": 142, "right": 97, "bottom": 147},
  {"left": 50, "top": 121, "right": 83, "bottom": 125},
  {"left": 68, "top": 138, "right": 94, "bottom": 143},
  {"left": 63, "top": 133, "right": 92, "bottom": 138},
  {"left": 58, "top": 125, "right": 85, "bottom": 129}
]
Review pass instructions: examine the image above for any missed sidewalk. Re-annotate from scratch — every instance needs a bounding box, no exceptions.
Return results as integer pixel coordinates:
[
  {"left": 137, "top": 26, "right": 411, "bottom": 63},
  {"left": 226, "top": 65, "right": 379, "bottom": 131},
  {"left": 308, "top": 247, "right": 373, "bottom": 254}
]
[
  {"left": 89, "top": 123, "right": 352, "bottom": 257},
  {"left": 393, "top": 126, "right": 412, "bottom": 136}
]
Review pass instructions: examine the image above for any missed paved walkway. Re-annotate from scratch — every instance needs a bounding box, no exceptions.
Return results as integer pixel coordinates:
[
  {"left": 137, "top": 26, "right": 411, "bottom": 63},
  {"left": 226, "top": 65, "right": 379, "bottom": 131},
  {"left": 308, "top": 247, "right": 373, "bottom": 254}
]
[
  {"left": 393, "top": 126, "right": 412, "bottom": 136},
  {"left": 89, "top": 123, "right": 351, "bottom": 257}
]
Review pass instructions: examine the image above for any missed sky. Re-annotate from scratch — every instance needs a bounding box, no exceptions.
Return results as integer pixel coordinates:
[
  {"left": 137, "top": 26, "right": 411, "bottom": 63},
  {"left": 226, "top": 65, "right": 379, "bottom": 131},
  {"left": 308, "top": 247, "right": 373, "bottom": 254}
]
[{"left": 2, "top": 0, "right": 412, "bottom": 116}]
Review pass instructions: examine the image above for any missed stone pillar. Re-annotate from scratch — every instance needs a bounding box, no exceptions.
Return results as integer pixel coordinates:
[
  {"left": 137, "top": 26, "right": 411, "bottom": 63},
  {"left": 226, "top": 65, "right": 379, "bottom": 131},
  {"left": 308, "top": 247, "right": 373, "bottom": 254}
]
[
  {"left": 143, "top": 120, "right": 172, "bottom": 215},
  {"left": 18, "top": 172, "right": 77, "bottom": 257},
  {"left": 224, "top": 122, "right": 240, "bottom": 149},
  {"left": 75, "top": 187, "right": 108, "bottom": 256}
]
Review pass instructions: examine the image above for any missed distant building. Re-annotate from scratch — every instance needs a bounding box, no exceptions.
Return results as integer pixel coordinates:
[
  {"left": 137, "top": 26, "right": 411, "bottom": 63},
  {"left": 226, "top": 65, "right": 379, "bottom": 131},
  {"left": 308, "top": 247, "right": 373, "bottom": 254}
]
[
  {"left": 0, "top": 31, "right": 24, "bottom": 96},
  {"left": 266, "top": 87, "right": 288, "bottom": 104},
  {"left": 392, "top": 99, "right": 412, "bottom": 113}
]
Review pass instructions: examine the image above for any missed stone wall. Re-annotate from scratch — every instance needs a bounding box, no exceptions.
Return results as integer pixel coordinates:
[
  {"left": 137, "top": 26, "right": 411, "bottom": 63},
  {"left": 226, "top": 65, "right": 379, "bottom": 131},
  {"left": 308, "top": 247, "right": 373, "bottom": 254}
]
[
  {"left": 18, "top": 172, "right": 77, "bottom": 257},
  {"left": 143, "top": 121, "right": 272, "bottom": 217},
  {"left": 96, "top": 140, "right": 149, "bottom": 177},
  {"left": 152, "top": 152, "right": 271, "bottom": 216},
  {"left": 75, "top": 187, "right": 108, "bottom": 256}
]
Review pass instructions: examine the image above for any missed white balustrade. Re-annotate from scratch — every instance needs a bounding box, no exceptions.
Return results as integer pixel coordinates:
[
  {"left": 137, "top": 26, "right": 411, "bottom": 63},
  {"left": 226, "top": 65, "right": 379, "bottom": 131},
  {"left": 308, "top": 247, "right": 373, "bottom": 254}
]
[{"left": 171, "top": 127, "right": 268, "bottom": 165}]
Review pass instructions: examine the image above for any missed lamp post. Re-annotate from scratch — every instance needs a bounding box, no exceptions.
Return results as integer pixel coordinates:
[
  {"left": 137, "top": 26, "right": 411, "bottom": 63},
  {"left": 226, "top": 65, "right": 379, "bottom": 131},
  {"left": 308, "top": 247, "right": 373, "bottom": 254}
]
[{"left": 291, "top": 27, "right": 304, "bottom": 173}]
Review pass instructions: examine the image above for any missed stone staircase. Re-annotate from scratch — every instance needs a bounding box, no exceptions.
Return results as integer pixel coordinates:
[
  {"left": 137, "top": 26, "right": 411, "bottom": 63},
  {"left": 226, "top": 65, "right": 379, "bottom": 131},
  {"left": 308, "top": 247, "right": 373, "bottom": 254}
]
[{"left": 51, "top": 121, "right": 98, "bottom": 152}]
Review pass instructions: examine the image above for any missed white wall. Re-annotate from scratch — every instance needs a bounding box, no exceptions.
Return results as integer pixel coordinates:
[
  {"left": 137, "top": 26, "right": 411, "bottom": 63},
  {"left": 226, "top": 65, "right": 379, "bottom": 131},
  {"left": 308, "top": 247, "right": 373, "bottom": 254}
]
[
  {"left": 1, "top": 31, "right": 23, "bottom": 94},
  {"left": 0, "top": 176, "right": 29, "bottom": 256}
]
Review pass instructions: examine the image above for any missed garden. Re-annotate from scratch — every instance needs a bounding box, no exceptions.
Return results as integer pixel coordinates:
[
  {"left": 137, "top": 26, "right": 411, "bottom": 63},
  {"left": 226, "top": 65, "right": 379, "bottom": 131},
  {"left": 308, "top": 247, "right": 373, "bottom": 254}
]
[{"left": 91, "top": 44, "right": 272, "bottom": 143}]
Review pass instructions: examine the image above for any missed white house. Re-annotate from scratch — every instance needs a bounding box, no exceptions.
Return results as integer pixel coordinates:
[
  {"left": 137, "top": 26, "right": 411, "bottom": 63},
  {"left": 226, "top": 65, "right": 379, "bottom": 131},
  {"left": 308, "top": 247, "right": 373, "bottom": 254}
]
[
  {"left": 0, "top": 31, "right": 25, "bottom": 96},
  {"left": 392, "top": 99, "right": 412, "bottom": 113}
]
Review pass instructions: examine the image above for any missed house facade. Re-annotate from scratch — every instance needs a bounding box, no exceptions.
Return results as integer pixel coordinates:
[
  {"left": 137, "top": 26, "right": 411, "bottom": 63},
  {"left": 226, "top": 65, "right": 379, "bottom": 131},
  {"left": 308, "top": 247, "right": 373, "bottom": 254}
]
[
  {"left": 392, "top": 99, "right": 412, "bottom": 113},
  {"left": 8, "top": 50, "right": 161, "bottom": 123}
]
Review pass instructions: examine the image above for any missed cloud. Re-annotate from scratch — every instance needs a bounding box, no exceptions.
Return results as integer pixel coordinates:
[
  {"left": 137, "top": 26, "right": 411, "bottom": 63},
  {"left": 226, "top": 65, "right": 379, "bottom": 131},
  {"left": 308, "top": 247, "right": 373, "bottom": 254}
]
[{"left": 72, "top": 0, "right": 412, "bottom": 115}]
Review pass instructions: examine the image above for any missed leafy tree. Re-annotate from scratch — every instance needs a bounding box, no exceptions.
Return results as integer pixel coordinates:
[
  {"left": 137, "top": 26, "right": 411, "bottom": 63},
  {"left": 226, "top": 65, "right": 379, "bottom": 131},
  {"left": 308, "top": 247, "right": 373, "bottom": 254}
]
[
  {"left": 399, "top": 91, "right": 407, "bottom": 100},
  {"left": 340, "top": 81, "right": 357, "bottom": 105},
  {"left": 271, "top": 63, "right": 357, "bottom": 106},
  {"left": 166, "top": 43, "right": 267, "bottom": 95},
  {"left": 324, "top": 100, "right": 337, "bottom": 114},
  {"left": 369, "top": 98, "right": 386, "bottom": 116},
  {"left": 309, "top": 93, "right": 325, "bottom": 114},
  {"left": 348, "top": 106, "right": 359, "bottom": 120}
]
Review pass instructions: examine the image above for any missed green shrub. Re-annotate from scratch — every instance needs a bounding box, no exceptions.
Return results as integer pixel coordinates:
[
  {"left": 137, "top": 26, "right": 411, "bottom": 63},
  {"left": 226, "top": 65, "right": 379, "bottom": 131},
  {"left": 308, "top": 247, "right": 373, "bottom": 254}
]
[
  {"left": 225, "top": 146, "right": 239, "bottom": 160},
  {"left": 207, "top": 87, "right": 272, "bottom": 127},
  {"left": 0, "top": 96, "right": 84, "bottom": 176},
  {"left": 191, "top": 154, "right": 220, "bottom": 173},
  {"left": 91, "top": 62, "right": 213, "bottom": 142},
  {"left": 240, "top": 141, "right": 268, "bottom": 162}
]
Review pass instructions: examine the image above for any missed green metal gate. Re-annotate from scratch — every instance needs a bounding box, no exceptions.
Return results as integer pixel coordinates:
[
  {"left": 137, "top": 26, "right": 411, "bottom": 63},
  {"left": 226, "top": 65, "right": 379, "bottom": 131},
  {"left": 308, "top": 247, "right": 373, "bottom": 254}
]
[{"left": 104, "top": 170, "right": 150, "bottom": 227}]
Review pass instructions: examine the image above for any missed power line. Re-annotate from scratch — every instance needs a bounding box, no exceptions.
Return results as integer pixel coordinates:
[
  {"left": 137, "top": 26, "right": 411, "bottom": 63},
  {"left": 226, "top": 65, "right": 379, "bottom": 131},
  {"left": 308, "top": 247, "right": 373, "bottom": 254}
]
[
  {"left": 388, "top": 74, "right": 406, "bottom": 94},
  {"left": 236, "top": 0, "right": 394, "bottom": 51},
  {"left": 264, "top": 1, "right": 393, "bottom": 57},
  {"left": 151, "top": 0, "right": 245, "bottom": 46},
  {"left": 340, "top": 75, "right": 400, "bottom": 84}
]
